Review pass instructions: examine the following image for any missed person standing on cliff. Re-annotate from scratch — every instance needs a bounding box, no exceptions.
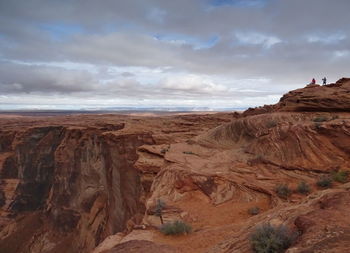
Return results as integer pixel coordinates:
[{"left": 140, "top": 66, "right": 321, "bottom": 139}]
[
  {"left": 311, "top": 78, "right": 316, "bottom": 84},
  {"left": 322, "top": 77, "right": 327, "bottom": 85}
]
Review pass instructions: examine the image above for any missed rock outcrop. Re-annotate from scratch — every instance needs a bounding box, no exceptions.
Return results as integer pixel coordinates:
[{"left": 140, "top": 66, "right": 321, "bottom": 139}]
[
  {"left": 243, "top": 78, "right": 350, "bottom": 116},
  {"left": 0, "top": 125, "right": 152, "bottom": 253},
  {"left": 1, "top": 78, "right": 350, "bottom": 253},
  {"left": 130, "top": 79, "right": 350, "bottom": 252},
  {"left": 0, "top": 113, "right": 230, "bottom": 253},
  {"left": 208, "top": 183, "right": 350, "bottom": 253}
]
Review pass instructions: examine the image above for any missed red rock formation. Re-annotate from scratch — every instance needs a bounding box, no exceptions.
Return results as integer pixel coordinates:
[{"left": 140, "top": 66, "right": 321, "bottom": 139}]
[
  {"left": 133, "top": 79, "right": 350, "bottom": 252},
  {"left": 0, "top": 113, "right": 230, "bottom": 253},
  {"left": 101, "top": 240, "right": 178, "bottom": 253},
  {"left": 207, "top": 184, "right": 350, "bottom": 253},
  {"left": 243, "top": 77, "right": 350, "bottom": 116},
  {"left": 0, "top": 125, "right": 153, "bottom": 252},
  {"left": 1, "top": 79, "right": 350, "bottom": 253}
]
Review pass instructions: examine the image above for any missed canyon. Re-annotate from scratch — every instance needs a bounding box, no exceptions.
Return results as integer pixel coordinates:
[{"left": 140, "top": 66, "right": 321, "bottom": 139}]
[{"left": 0, "top": 78, "right": 350, "bottom": 253}]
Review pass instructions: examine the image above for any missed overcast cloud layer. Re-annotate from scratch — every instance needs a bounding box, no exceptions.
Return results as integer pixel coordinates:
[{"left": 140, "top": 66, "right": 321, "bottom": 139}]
[{"left": 0, "top": 0, "right": 349, "bottom": 110}]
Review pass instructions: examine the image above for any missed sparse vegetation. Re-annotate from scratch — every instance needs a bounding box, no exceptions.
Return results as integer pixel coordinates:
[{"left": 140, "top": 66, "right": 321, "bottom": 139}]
[
  {"left": 316, "top": 176, "right": 332, "bottom": 188},
  {"left": 155, "top": 199, "right": 166, "bottom": 224},
  {"left": 313, "top": 116, "right": 328, "bottom": 122},
  {"left": 160, "top": 146, "right": 170, "bottom": 154},
  {"left": 314, "top": 122, "right": 322, "bottom": 130},
  {"left": 297, "top": 181, "right": 311, "bottom": 195},
  {"left": 183, "top": 151, "right": 195, "bottom": 155},
  {"left": 331, "top": 170, "right": 349, "bottom": 183},
  {"left": 250, "top": 223, "right": 297, "bottom": 253},
  {"left": 160, "top": 220, "right": 192, "bottom": 235},
  {"left": 331, "top": 115, "right": 339, "bottom": 120},
  {"left": 248, "top": 206, "right": 260, "bottom": 215},
  {"left": 266, "top": 120, "right": 277, "bottom": 128},
  {"left": 248, "top": 154, "right": 266, "bottom": 166},
  {"left": 253, "top": 154, "right": 263, "bottom": 160},
  {"left": 275, "top": 184, "right": 292, "bottom": 199}
]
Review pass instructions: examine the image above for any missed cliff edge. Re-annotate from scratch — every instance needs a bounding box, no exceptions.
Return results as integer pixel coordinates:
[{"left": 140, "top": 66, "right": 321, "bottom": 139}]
[{"left": 0, "top": 78, "right": 350, "bottom": 253}]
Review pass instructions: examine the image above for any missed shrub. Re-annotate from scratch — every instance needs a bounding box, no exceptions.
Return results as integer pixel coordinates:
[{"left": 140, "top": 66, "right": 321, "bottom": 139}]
[
  {"left": 332, "top": 170, "right": 349, "bottom": 183},
  {"left": 248, "top": 206, "right": 260, "bottom": 215},
  {"left": 160, "top": 220, "right": 192, "bottom": 235},
  {"left": 297, "top": 181, "right": 310, "bottom": 195},
  {"left": 275, "top": 184, "right": 292, "bottom": 199},
  {"left": 331, "top": 115, "right": 339, "bottom": 120},
  {"left": 266, "top": 120, "right": 277, "bottom": 128},
  {"left": 314, "top": 122, "right": 323, "bottom": 130},
  {"left": 313, "top": 116, "right": 328, "bottom": 122},
  {"left": 316, "top": 176, "right": 332, "bottom": 188},
  {"left": 250, "top": 223, "right": 297, "bottom": 253}
]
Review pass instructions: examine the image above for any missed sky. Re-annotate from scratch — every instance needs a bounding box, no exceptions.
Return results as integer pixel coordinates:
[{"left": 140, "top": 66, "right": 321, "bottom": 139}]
[{"left": 0, "top": 0, "right": 349, "bottom": 110}]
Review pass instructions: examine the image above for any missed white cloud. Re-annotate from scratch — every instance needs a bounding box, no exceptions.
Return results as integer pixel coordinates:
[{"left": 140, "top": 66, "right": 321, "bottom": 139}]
[
  {"left": 306, "top": 32, "right": 346, "bottom": 44},
  {"left": 332, "top": 50, "right": 350, "bottom": 58},
  {"left": 235, "top": 32, "right": 282, "bottom": 48},
  {"left": 160, "top": 74, "right": 228, "bottom": 93}
]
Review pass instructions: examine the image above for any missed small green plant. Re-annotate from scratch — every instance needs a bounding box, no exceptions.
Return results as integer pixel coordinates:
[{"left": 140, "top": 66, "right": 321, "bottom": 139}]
[
  {"left": 250, "top": 223, "right": 297, "bottom": 253},
  {"left": 266, "top": 120, "right": 277, "bottom": 128},
  {"left": 275, "top": 184, "right": 292, "bottom": 199},
  {"left": 248, "top": 206, "right": 260, "bottom": 215},
  {"left": 331, "top": 170, "right": 349, "bottom": 183},
  {"left": 316, "top": 176, "right": 332, "bottom": 188},
  {"left": 297, "top": 181, "right": 311, "bottom": 195},
  {"left": 313, "top": 116, "right": 328, "bottom": 122},
  {"left": 160, "top": 220, "right": 192, "bottom": 235}
]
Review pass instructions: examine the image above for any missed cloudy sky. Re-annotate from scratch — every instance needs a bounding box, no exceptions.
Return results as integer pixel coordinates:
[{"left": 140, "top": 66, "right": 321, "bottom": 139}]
[{"left": 0, "top": 0, "right": 349, "bottom": 110}]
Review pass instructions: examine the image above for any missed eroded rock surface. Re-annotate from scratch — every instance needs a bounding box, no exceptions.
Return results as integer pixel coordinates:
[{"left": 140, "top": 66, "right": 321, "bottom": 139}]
[
  {"left": 0, "top": 113, "right": 230, "bottom": 253},
  {"left": 243, "top": 78, "right": 350, "bottom": 116},
  {"left": 1, "top": 79, "right": 350, "bottom": 253}
]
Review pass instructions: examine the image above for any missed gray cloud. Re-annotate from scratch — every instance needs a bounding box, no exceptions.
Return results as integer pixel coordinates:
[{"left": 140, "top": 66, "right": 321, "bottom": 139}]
[
  {"left": 0, "top": 0, "right": 349, "bottom": 109},
  {"left": 0, "top": 61, "right": 279, "bottom": 104},
  {"left": 0, "top": 61, "right": 97, "bottom": 93}
]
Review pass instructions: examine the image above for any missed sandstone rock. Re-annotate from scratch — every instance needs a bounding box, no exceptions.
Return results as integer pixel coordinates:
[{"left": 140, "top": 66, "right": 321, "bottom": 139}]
[
  {"left": 101, "top": 240, "right": 178, "bottom": 253},
  {"left": 243, "top": 78, "right": 350, "bottom": 116},
  {"left": 0, "top": 112, "right": 229, "bottom": 253},
  {"left": 1, "top": 79, "right": 350, "bottom": 253},
  {"left": 92, "top": 233, "right": 124, "bottom": 253}
]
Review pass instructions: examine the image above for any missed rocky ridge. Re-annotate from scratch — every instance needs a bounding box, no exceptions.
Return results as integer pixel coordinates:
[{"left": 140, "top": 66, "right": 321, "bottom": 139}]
[{"left": 0, "top": 78, "right": 350, "bottom": 253}]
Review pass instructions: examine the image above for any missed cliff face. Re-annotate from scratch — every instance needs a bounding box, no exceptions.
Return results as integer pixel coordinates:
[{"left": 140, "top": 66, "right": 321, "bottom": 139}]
[
  {"left": 0, "top": 113, "right": 230, "bottom": 253},
  {"left": 0, "top": 125, "right": 153, "bottom": 253},
  {"left": 106, "top": 79, "right": 350, "bottom": 253}
]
